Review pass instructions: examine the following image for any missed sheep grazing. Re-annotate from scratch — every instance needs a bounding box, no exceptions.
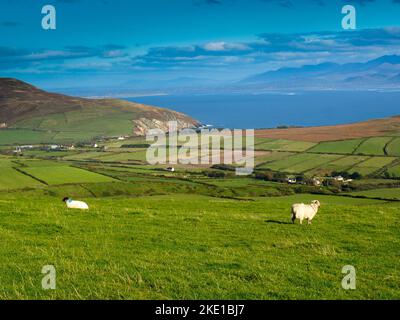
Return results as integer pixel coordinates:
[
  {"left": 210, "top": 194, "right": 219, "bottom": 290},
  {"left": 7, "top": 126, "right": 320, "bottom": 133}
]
[
  {"left": 291, "top": 200, "right": 320, "bottom": 225},
  {"left": 62, "top": 197, "right": 89, "bottom": 210}
]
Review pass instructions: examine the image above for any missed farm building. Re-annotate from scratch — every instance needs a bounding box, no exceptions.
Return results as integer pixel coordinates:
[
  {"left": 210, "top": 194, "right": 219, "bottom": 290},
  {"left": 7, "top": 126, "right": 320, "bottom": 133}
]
[
  {"left": 312, "top": 178, "right": 322, "bottom": 186},
  {"left": 286, "top": 177, "right": 297, "bottom": 184}
]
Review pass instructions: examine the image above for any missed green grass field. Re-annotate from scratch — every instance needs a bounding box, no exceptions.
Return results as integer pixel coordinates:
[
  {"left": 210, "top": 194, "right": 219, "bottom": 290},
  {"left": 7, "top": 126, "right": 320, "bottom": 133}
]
[
  {"left": 307, "top": 155, "right": 369, "bottom": 175},
  {"left": 255, "top": 139, "right": 316, "bottom": 152},
  {"left": 261, "top": 153, "right": 341, "bottom": 173},
  {"left": 94, "top": 150, "right": 148, "bottom": 162},
  {"left": 20, "top": 166, "right": 115, "bottom": 185},
  {"left": 257, "top": 152, "right": 296, "bottom": 167},
  {"left": 0, "top": 191, "right": 398, "bottom": 299},
  {"left": 354, "top": 137, "right": 393, "bottom": 155},
  {"left": 349, "top": 157, "right": 397, "bottom": 176},
  {"left": 62, "top": 151, "right": 110, "bottom": 160},
  {"left": 349, "top": 188, "right": 400, "bottom": 200},
  {"left": 0, "top": 167, "right": 44, "bottom": 190},
  {"left": 0, "top": 129, "right": 56, "bottom": 145},
  {"left": 12, "top": 108, "right": 135, "bottom": 142},
  {"left": 386, "top": 137, "right": 400, "bottom": 157},
  {"left": 386, "top": 163, "right": 400, "bottom": 178},
  {"left": 309, "top": 139, "right": 364, "bottom": 155},
  {"left": 0, "top": 132, "right": 399, "bottom": 300}
]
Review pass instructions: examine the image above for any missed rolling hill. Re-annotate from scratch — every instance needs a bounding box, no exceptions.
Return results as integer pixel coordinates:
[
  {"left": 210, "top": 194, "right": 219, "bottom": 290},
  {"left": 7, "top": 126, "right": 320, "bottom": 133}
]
[{"left": 0, "top": 78, "right": 198, "bottom": 144}]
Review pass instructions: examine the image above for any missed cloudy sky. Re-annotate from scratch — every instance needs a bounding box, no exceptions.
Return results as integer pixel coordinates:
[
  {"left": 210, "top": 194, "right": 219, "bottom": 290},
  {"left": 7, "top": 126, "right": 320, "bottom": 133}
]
[{"left": 1, "top": 0, "right": 400, "bottom": 92}]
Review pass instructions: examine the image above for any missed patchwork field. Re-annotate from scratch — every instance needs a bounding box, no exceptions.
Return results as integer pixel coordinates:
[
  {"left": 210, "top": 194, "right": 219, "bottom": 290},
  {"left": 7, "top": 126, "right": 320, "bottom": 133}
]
[{"left": 0, "top": 128, "right": 399, "bottom": 300}]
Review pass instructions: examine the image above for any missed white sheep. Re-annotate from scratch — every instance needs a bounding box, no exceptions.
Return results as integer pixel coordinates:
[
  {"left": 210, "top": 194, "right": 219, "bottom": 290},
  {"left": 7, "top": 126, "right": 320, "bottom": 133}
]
[
  {"left": 63, "top": 197, "right": 89, "bottom": 210},
  {"left": 291, "top": 200, "right": 320, "bottom": 225}
]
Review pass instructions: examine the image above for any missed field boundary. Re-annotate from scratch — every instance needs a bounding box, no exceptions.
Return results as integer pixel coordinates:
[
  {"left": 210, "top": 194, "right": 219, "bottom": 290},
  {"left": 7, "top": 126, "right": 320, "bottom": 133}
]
[
  {"left": 13, "top": 167, "right": 48, "bottom": 185},
  {"left": 384, "top": 137, "right": 397, "bottom": 156},
  {"left": 352, "top": 138, "right": 369, "bottom": 155}
]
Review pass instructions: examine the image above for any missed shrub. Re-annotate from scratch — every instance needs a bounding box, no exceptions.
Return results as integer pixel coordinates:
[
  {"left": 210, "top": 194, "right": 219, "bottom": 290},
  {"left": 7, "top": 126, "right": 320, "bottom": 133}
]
[
  {"left": 211, "top": 164, "right": 236, "bottom": 171},
  {"left": 255, "top": 171, "right": 274, "bottom": 181},
  {"left": 121, "top": 144, "right": 150, "bottom": 148},
  {"left": 205, "top": 170, "right": 226, "bottom": 178}
]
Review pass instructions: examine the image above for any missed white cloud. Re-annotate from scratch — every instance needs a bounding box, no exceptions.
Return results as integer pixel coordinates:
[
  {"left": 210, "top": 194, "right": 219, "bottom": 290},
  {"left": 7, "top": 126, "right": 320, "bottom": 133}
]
[{"left": 203, "top": 41, "right": 249, "bottom": 51}]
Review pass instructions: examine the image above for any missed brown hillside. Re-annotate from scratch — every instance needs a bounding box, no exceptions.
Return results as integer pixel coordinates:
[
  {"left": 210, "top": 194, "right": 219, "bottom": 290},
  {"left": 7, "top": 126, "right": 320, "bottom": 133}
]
[
  {"left": 256, "top": 116, "right": 400, "bottom": 142},
  {"left": 0, "top": 78, "right": 88, "bottom": 124}
]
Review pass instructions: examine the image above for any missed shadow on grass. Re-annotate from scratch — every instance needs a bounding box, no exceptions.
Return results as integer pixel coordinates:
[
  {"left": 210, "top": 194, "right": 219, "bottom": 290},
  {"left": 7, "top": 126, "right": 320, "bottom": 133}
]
[{"left": 265, "top": 219, "right": 293, "bottom": 225}]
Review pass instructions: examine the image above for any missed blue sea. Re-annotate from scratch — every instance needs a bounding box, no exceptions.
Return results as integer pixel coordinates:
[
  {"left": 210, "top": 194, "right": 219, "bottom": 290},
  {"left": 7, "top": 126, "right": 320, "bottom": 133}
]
[{"left": 129, "top": 91, "right": 400, "bottom": 129}]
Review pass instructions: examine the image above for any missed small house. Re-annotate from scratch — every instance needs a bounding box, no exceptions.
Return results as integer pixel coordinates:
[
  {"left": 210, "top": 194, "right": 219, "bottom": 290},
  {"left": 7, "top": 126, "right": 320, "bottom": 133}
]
[
  {"left": 312, "top": 177, "right": 322, "bottom": 186},
  {"left": 333, "top": 176, "right": 344, "bottom": 182},
  {"left": 286, "top": 177, "right": 297, "bottom": 184},
  {"left": 48, "top": 144, "right": 61, "bottom": 151}
]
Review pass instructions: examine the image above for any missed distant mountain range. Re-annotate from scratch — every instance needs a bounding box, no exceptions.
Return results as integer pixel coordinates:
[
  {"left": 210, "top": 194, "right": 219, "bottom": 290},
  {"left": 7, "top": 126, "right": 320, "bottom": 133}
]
[
  {"left": 45, "top": 54, "right": 400, "bottom": 98},
  {"left": 242, "top": 55, "right": 400, "bottom": 91}
]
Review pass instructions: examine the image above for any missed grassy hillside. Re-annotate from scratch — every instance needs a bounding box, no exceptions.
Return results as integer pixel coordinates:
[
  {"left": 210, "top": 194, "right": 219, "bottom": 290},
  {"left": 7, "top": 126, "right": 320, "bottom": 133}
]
[
  {"left": 0, "top": 190, "right": 398, "bottom": 299},
  {"left": 0, "top": 139, "right": 398, "bottom": 299},
  {"left": 0, "top": 78, "right": 198, "bottom": 144}
]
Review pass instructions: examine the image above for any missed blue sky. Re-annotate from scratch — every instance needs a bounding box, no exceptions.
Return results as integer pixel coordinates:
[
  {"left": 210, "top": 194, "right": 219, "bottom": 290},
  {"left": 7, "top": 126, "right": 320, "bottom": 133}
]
[{"left": 1, "top": 0, "right": 400, "bottom": 92}]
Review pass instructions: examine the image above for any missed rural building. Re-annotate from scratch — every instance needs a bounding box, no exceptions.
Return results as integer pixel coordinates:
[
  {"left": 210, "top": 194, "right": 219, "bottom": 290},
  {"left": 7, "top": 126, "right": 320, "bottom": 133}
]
[
  {"left": 286, "top": 177, "right": 297, "bottom": 184},
  {"left": 333, "top": 176, "right": 344, "bottom": 182},
  {"left": 312, "top": 178, "right": 322, "bottom": 186}
]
